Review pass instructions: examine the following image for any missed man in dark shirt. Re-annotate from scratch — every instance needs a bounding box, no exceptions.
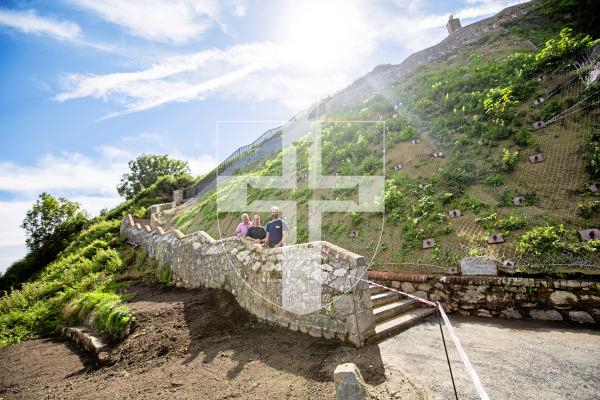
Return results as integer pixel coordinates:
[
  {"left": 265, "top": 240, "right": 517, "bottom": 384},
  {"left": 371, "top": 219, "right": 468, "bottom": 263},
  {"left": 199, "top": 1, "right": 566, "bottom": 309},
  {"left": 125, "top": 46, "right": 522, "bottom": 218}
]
[
  {"left": 245, "top": 215, "right": 266, "bottom": 244},
  {"left": 265, "top": 206, "right": 288, "bottom": 248}
]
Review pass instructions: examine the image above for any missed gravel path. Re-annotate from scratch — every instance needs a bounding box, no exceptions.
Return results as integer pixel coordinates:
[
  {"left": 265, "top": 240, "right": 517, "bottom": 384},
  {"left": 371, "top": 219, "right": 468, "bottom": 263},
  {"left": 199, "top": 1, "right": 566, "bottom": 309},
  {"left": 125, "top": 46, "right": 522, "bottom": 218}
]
[{"left": 379, "top": 315, "right": 600, "bottom": 399}]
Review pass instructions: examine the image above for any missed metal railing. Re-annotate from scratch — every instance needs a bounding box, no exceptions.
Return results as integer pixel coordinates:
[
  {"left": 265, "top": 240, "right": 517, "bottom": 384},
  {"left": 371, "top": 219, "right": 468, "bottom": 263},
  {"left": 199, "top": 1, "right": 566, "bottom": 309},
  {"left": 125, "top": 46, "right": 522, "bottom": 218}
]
[{"left": 182, "top": 109, "right": 309, "bottom": 200}]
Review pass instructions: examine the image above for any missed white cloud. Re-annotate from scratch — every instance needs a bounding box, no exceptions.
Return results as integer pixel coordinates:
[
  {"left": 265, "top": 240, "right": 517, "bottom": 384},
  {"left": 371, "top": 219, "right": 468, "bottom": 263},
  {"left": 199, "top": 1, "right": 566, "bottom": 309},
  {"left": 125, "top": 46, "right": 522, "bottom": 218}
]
[
  {"left": 0, "top": 152, "right": 125, "bottom": 197},
  {"left": 0, "top": 244, "right": 28, "bottom": 274},
  {"left": 0, "top": 8, "right": 81, "bottom": 41},
  {"left": 0, "top": 201, "right": 30, "bottom": 247},
  {"left": 371, "top": 0, "right": 527, "bottom": 46},
  {"left": 53, "top": 0, "right": 529, "bottom": 116},
  {"left": 458, "top": 0, "right": 526, "bottom": 19},
  {"left": 0, "top": 133, "right": 217, "bottom": 256},
  {"left": 55, "top": 42, "right": 282, "bottom": 115},
  {"left": 0, "top": 132, "right": 216, "bottom": 200},
  {"left": 71, "top": 0, "right": 244, "bottom": 43}
]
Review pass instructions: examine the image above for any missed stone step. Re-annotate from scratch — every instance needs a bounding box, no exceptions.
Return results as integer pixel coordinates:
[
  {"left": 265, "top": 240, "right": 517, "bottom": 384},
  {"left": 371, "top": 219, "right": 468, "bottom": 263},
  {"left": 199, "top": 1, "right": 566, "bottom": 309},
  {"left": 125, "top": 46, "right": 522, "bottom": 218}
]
[
  {"left": 370, "top": 292, "right": 401, "bottom": 308},
  {"left": 369, "top": 308, "right": 437, "bottom": 344},
  {"left": 59, "top": 326, "right": 109, "bottom": 354},
  {"left": 369, "top": 284, "right": 387, "bottom": 296},
  {"left": 373, "top": 299, "right": 418, "bottom": 324}
]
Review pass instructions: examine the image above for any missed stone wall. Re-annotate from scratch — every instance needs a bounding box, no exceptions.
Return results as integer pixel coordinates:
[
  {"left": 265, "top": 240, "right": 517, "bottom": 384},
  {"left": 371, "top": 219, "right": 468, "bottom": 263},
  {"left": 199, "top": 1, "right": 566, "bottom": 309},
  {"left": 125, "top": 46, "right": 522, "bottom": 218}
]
[
  {"left": 121, "top": 215, "right": 376, "bottom": 346},
  {"left": 369, "top": 271, "right": 600, "bottom": 324}
]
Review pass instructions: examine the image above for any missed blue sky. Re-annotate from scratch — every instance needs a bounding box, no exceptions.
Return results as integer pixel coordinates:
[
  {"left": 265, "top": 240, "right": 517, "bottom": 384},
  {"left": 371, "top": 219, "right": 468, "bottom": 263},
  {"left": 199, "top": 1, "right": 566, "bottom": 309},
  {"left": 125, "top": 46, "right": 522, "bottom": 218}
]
[{"left": 0, "top": 0, "right": 526, "bottom": 273}]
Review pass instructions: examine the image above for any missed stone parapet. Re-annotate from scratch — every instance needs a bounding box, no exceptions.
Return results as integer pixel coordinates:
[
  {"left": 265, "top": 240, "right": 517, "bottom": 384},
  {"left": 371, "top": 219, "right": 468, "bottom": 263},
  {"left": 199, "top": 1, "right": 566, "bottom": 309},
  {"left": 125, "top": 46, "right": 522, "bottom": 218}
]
[{"left": 121, "top": 215, "right": 376, "bottom": 346}]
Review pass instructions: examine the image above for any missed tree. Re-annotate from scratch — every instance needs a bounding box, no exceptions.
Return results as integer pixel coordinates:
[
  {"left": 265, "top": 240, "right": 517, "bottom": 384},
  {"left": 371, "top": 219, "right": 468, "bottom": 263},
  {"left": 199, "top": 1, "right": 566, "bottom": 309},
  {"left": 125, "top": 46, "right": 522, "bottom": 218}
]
[
  {"left": 0, "top": 193, "right": 87, "bottom": 291},
  {"left": 21, "top": 193, "right": 88, "bottom": 255},
  {"left": 117, "top": 154, "right": 191, "bottom": 199}
]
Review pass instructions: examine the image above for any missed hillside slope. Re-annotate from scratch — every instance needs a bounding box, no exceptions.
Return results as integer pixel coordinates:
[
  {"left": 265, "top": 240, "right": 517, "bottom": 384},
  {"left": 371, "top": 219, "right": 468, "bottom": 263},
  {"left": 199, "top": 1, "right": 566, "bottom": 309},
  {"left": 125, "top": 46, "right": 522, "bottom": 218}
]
[{"left": 164, "top": 0, "right": 600, "bottom": 275}]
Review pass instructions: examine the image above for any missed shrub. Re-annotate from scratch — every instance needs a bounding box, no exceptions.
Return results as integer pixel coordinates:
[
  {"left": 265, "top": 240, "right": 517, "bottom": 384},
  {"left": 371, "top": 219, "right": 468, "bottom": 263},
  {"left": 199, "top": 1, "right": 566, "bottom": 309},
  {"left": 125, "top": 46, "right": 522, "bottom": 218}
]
[
  {"left": 534, "top": 27, "right": 598, "bottom": 71},
  {"left": 440, "top": 158, "right": 479, "bottom": 195},
  {"left": 483, "top": 87, "right": 516, "bottom": 116},
  {"left": 577, "top": 200, "right": 600, "bottom": 218},
  {"left": 349, "top": 212, "right": 363, "bottom": 226},
  {"left": 541, "top": 99, "right": 561, "bottom": 121},
  {"left": 584, "top": 141, "right": 600, "bottom": 179},
  {"left": 514, "top": 128, "right": 532, "bottom": 147},
  {"left": 485, "top": 174, "right": 505, "bottom": 186},
  {"left": 501, "top": 149, "right": 519, "bottom": 171},
  {"left": 361, "top": 155, "right": 381, "bottom": 175},
  {"left": 517, "top": 225, "right": 598, "bottom": 257},
  {"left": 495, "top": 214, "right": 528, "bottom": 231},
  {"left": 518, "top": 225, "right": 564, "bottom": 256}
]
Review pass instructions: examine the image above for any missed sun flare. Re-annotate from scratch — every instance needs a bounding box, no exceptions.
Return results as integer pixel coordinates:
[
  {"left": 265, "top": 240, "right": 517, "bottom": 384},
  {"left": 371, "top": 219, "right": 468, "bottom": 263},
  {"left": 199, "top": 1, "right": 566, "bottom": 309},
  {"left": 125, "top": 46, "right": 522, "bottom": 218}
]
[{"left": 278, "top": 0, "right": 370, "bottom": 71}]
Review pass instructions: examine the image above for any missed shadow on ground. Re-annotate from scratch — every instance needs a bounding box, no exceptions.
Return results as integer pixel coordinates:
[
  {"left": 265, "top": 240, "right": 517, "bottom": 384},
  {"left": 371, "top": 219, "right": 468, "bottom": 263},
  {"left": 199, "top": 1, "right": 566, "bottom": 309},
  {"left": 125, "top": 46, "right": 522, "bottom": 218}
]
[{"left": 113, "top": 283, "right": 386, "bottom": 385}]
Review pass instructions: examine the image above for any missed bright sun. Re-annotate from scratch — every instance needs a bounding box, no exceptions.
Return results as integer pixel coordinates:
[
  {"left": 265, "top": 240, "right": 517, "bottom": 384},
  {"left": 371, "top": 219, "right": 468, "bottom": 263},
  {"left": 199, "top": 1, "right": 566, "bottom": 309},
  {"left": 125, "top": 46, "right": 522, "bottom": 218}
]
[{"left": 278, "top": 0, "right": 370, "bottom": 72}]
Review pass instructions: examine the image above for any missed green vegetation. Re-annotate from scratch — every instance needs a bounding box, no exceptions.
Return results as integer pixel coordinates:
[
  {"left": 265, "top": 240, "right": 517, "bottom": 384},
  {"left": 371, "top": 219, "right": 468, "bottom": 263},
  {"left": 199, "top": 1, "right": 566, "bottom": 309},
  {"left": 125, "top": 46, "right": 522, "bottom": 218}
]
[
  {"left": 0, "top": 193, "right": 87, "bottom": 292},
  {"left": 484, "top": 86, "right": 516, "bottom": 116},
  {"left": 501, "top": 149, "right": 519, "bottom": 172},
  {"left": 0, "top": 153, "right": 197, "bottom": 349},
  {"left": 167, "top": 21, "right": 599, "bottom": 271},
  {"left": 117, "top": 154, "right": 191, "bottom": 199},
  {"left": 584, "top": 130, "right": 600, "bottom": 179},
  {"left": 517, "top": 225, "right": 600, "bottom": 258},
  {"left": 514, "top": 127, "right": 533, "bottom": 147},
  {"left": 476, "top": 213, "right": 528, "bottom": 232},
  {"left": 578, "top": 200, "right": 600, "bottom": 218},
  {"left": 0, "top": 219, "right": 130, "bottom": 348},
  {"left": 533, "top": 27, "right": 598, "bottom": 71}
]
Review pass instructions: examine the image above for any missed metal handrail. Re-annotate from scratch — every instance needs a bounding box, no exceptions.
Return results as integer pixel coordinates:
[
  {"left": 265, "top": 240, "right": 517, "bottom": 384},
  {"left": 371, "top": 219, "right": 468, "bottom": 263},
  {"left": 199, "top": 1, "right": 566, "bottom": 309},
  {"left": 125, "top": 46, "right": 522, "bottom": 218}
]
[{"left": 182, "top": 108, "right": 309, "bottom": 199}]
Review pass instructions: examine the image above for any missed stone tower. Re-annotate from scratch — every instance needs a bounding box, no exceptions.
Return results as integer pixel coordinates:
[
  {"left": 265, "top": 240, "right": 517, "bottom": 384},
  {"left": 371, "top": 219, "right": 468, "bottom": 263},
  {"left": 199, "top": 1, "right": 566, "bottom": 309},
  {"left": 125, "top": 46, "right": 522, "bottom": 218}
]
[{"left": 446, "top": 15, "right": 461, "bottom": 35}]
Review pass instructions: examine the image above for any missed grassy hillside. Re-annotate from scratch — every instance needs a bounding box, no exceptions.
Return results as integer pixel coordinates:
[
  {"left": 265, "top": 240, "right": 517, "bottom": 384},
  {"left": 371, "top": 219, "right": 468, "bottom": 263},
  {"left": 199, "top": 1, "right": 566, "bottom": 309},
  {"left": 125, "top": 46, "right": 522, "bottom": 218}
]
[
  {"left": 167, "top": 0, "right": 600, "bottom": 274},
  {"left": 0, "top": 177, "right": 189, "bottom": 349},
  {"left": 2, "top": 0, "right": 599, "bottom": 352}
]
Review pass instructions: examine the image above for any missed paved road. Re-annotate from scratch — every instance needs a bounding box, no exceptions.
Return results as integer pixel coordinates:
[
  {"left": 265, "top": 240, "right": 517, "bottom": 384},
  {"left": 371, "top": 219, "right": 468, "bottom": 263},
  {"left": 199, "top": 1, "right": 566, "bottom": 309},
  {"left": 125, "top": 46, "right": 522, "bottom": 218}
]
[{"left": 378, "top": 316, "right": 600, "bottom": 399}]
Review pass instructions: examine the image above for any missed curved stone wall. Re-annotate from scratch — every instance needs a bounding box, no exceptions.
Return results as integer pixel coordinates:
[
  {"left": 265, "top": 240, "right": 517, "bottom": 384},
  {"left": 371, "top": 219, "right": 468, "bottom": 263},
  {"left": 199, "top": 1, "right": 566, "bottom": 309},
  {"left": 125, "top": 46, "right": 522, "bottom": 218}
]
[{"left": 120, "top": 215, "right": 376, "bottom": 346}]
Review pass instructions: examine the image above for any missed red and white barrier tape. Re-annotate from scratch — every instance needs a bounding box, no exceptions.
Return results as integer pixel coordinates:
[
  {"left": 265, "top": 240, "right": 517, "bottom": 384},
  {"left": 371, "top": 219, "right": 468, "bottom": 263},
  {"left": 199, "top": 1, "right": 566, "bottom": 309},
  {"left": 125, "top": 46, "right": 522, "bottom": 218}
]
[
  {"left": 358, "top": 277, "right": 437, "bottom": 307},
  {"left": 436, "top": 304, "right": 490, "bottom": 400},
  {"left": 359, "top": 277, "right": 490, "bottom": 400}
]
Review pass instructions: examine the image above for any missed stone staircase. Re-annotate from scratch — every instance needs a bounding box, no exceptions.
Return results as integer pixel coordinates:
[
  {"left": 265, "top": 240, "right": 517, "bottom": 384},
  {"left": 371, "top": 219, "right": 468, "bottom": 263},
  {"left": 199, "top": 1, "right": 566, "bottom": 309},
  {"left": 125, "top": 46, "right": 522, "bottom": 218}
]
[{"left": 367, "top": 284, "right": 436, "bottom": 343}]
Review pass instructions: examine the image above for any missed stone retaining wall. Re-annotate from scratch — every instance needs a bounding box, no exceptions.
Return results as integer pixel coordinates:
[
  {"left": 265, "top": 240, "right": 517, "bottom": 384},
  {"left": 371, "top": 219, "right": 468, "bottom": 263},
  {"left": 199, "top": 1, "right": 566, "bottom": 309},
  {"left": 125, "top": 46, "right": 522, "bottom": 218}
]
[
  {"left": 370, "top": 271, "right": 600, "bottom": 324},
  {"left": 121, "top": 215, "right": 376, "bottom": 346}
]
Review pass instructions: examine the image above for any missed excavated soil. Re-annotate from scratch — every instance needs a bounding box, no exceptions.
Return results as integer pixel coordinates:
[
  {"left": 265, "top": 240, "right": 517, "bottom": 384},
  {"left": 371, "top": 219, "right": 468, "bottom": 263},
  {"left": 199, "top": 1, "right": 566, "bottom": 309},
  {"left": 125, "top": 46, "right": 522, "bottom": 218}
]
[{"left": 0, "top": 284, "right": 429, "bottom": 399}]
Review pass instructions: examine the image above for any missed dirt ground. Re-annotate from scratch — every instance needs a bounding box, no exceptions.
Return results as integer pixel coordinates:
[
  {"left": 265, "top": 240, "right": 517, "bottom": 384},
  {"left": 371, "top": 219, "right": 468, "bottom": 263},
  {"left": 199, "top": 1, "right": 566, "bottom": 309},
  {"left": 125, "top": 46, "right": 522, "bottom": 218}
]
[{"left": 0, "top": 284, "right": 430, "bottom": 400}]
